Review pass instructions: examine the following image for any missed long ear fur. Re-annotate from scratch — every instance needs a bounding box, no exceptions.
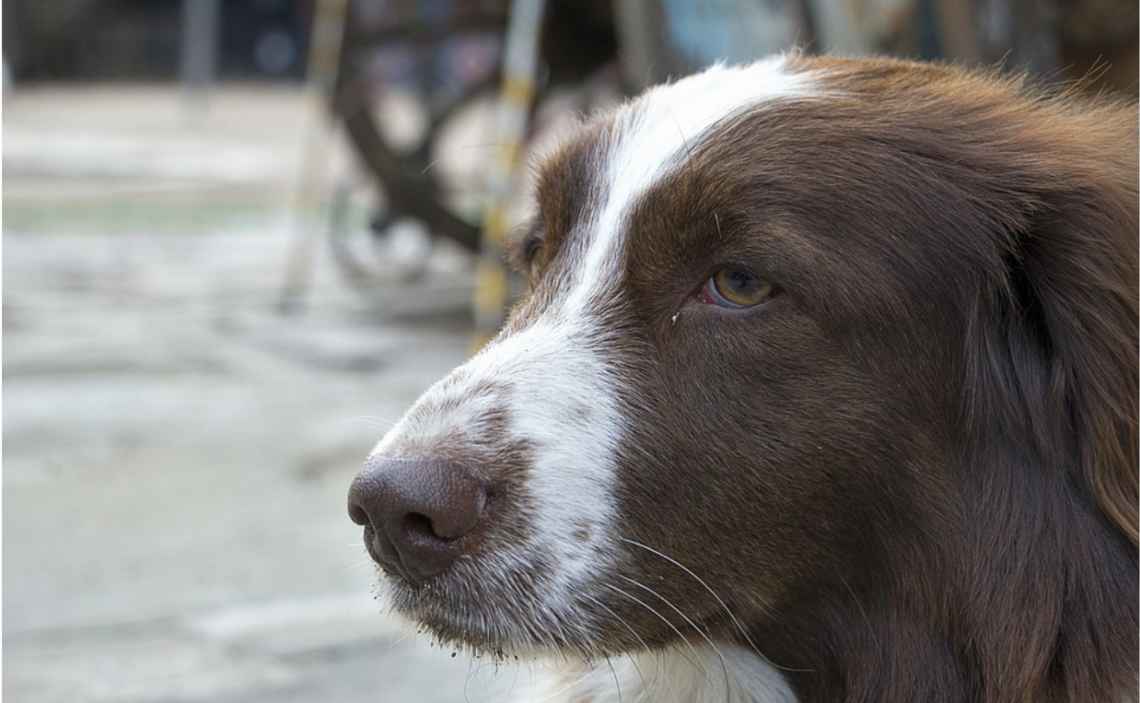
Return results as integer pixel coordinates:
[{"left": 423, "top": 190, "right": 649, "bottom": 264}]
[
  {"left": 986, "top": 88, "right": 1138, "bottom": 544},
  {"left": 1029, "top": 154, "right": 1138, "bottom": 545}
]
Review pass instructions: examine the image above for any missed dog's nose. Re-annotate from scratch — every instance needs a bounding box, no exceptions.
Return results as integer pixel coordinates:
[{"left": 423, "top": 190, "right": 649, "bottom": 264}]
[{"left": 347, "top": 455, "right": 486, "bottom": 580}]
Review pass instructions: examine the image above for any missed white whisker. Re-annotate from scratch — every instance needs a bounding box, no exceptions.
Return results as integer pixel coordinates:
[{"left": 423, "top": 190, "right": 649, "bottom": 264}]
[
  {"left": 580, "top": 592, "right": 655, "bottom": 697},
  {"left": 602, "top": 582, "right": 708, "bottom": 678},
  {"left": 617, "top": 574, "right": 733, "bottom": 697},
  {"left": 619, "top": 536, "right": 812, "bottom": 674}
]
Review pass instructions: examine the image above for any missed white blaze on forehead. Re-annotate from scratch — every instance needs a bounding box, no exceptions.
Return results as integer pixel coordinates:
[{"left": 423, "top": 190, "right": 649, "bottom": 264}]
[
  {"left": 371, "top": 56, "right": 815, "bottom": 605},
  {"left": 564, "top": 54, "right": 816, "bottom": 314}
]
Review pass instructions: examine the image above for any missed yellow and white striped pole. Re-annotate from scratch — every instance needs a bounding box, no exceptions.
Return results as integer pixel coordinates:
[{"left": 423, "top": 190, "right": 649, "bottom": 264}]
[
  {"left": 473, "top": 0, "right": 546, "bottom": 350},
  {"left": 278, "top": 0, "right": 349, "bottom": 313}
]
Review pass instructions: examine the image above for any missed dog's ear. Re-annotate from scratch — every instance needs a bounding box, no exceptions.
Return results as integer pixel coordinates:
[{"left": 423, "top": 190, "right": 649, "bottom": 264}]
[
  {"left": 1024, "top": 170, "right": 1137, "bottom": 546},
  {"left": 970, "top": 94, "right": 1138, "bottom": 545}
]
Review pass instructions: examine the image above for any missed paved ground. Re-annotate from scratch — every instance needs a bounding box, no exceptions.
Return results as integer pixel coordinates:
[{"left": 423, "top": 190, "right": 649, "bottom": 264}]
[{"left": 3, "top": 85, "right": 536, "bottom": 702}]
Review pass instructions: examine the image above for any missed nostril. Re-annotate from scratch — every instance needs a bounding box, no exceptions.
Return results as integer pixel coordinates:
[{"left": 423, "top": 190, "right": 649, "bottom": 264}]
[
  {"left": 348, "top": 501, "right": 371, "bottom": 527},
  {"left": 403, "top": 512, "right": 449, "bottom": 542}
]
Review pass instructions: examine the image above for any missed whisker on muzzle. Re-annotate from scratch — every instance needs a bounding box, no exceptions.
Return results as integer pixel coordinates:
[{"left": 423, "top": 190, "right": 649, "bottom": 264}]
[
  {"left": 618, "top": 535, "right": 813, "bottom": 674},
  {"left": 579, "top": 592, "right": 656, "bottom": 697},
  {"left": 600, "top": 582, "right": 710, "bottom": 680},
  {"left": 616, "top": 573, "right": 733, "bottom": 697}
]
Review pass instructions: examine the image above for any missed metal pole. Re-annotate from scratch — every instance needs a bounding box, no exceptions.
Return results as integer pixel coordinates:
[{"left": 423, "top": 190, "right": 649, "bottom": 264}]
[
  {"left": 472, "top": 0, "right": 546, "bottom": 349},
  {"left": 276, "top": 0, "right": 350, "bottom": 314},
  {"left": 181, "top": 0, "right": 220, "bottom": 109}
]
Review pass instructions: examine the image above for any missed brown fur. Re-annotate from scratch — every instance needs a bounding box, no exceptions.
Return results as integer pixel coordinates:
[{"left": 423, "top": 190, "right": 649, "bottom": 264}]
[
  {"left": 364, "top": 55, "right": 1138, "bottom": 703},
  {"left": 514, "top": 56, "right": 1138, "bottom": 702}
]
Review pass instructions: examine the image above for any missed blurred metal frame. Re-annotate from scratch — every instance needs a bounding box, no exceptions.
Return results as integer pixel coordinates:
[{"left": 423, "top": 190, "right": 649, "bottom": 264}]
[{"left": 331, "top": 3, "right": 512, "bottom": 257}]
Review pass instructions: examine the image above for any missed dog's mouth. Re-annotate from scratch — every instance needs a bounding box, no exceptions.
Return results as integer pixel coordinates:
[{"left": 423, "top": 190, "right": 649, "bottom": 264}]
[
  {"left": 372, "top": 539, "right": 608, "bottom": 658},
  {"left": 349, "top": 448, "right": 626, "bottom": 657},
  {"left": 371, "top": 536, "right": 741, "bottom": 667}
]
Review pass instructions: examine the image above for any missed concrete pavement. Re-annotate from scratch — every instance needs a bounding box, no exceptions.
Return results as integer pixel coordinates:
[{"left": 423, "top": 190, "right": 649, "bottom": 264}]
[{"left": 3, "top": 85, "right": 536, "bottom": 702}]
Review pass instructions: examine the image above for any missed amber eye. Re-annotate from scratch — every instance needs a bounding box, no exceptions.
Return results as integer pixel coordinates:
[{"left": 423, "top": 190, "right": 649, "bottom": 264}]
[{"left": 702, "top": 266, "right": 774, "bottom": 308}]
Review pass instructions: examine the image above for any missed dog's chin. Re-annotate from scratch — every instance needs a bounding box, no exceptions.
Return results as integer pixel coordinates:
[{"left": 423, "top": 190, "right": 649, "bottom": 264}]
[{"left": 376, "top": 560, "right": 606, "bottom": 660}]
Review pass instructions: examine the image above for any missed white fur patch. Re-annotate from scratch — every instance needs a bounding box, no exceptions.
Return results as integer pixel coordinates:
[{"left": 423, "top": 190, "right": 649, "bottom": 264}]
[
  {"left": 564, "top": 55, "right": 816, "bottom": 315},
  {"left": 517, "top": 644, "right": 797, "bottom": 703},
  {"left": 371, "top": 55, "right": 815, "bottom": 615}
]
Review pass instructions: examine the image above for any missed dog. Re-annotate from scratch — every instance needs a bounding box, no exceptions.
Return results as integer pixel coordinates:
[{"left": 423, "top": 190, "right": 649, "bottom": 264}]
[{"left": 348, "top": 54, "right": 1138, "bottom": 703}]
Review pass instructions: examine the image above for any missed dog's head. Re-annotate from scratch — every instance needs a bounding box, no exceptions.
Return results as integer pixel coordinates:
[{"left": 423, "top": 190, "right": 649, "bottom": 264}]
[{"left": 348, "top": 54, "right": 1137, "bottom": 662}]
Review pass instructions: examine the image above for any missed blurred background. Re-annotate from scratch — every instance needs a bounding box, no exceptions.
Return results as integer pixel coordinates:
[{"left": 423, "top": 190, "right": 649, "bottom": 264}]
[{"left": 2, "top": 1, "right": 1135, "bottom": 701}]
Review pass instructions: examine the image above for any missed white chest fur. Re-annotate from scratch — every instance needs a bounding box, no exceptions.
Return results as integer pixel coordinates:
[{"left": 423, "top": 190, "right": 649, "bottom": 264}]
[{"left": 516, "top": 644, "right": 798, "bottom": 703}]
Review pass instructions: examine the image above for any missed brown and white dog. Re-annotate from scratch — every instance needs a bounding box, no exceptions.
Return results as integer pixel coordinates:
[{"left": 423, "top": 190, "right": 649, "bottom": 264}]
[{"left": 348, "top": 54, "right": 1139, "bottom": 703}]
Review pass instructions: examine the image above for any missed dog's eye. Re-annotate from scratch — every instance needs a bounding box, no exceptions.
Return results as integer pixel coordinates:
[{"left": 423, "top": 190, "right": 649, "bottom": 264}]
[
  {"left": 508, "top": 231, "right": 545, "bottom": 281},
  {"left": 523, "top": 238, "right": 543, "bottom": 278},
  {"left": 700, "top": 266, "right": 774, "bottom": 308}
]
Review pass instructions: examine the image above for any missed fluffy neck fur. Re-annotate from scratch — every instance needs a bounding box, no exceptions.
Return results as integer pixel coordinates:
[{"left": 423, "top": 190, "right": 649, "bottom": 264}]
[{"left": 755, "top": 451, "right": 1138, "bottom": 703}]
